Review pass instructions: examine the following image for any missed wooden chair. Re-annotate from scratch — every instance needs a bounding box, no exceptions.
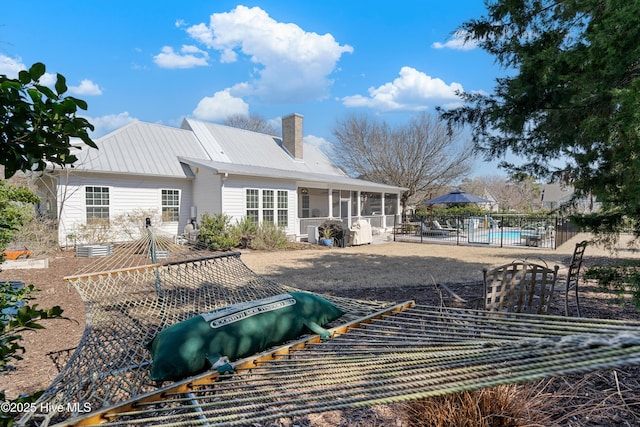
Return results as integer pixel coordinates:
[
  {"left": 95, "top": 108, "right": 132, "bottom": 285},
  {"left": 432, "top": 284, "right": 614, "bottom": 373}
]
[
  {"left": 482, "top": 261, "right": 559, "bottom": 315},
  {"left": 564, "top": 240, "right": 588, "bottom": 317}
]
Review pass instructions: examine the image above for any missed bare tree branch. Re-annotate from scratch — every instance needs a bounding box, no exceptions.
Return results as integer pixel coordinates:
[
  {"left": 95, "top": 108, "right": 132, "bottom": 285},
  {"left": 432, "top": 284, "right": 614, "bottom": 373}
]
[{"left": 332, "top": 113, "right": 475, "bottom": 211}]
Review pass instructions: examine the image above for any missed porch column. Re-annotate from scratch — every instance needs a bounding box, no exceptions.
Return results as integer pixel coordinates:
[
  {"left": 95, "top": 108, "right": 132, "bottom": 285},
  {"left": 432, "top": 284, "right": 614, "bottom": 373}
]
[
  {"left": 328, "top": 188, "right": 333, "bottom": 218},
  {"left": 357, "top": 190, "right": 362, "bottom": 218},
  {"left": 381, "top": 192, "right": 386, "bottom": 229}
]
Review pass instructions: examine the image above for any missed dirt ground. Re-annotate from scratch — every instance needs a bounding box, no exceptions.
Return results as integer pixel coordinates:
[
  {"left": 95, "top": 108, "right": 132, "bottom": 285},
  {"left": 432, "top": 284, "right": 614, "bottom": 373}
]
[{"left": 2, "top": 234, "right": 640, "bottom": 425}]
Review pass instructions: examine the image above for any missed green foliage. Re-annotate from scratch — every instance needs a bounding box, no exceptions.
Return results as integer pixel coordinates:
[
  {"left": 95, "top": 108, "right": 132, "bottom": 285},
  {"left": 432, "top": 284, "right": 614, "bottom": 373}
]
[
  {"left": 584, "top": 261, "right": 640, "bottom": 309},
  {"left": 0, "top": 181, "right": 39, "bottom": 256},
  {"left": 1, "top": 281, "right": 64, "bottom": 425},
  {"left": 1, "top": 61, "right": 86, "bottom": 425},
  {"left": 440, "top": 0, "right": 640, "bottom": 238},
  {"left": 1, "top": 62, "right": 96, "bottom": 179},
  {"left": 197, "top": 213, "right": 239, "bottom": 251},
  {"left": 1, "top": 282, "right": 64, "bottom": 372},
  {"left": 251, "top": 222, "right": 290, "bottom": 250}
]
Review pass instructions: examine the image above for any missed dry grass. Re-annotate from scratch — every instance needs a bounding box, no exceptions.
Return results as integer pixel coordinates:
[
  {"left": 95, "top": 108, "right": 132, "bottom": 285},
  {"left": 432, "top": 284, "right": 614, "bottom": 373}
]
[
  {"left": 401, "top": 368, "right": 640, "bottom": 427},
  {"left": 403, "top": 384, "right": 551, "bottom": 427}
]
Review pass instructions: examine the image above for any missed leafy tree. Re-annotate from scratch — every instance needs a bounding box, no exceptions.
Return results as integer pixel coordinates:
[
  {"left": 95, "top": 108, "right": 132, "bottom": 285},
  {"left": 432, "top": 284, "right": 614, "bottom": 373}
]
[
  {"left": 440, "top": 1, "right": 640, "bottom": 239},
  {"left": 1, "top": 62, "right": 96, "bottom": 179},
  {"left": 223, "top": 113, "right": 278, "bottom": 135},
  {"left": 1, "top": 62, "right": 88, "bottom": 424},
  {"left": 332, "top": 112, "right": 475, "bottom": 213}
]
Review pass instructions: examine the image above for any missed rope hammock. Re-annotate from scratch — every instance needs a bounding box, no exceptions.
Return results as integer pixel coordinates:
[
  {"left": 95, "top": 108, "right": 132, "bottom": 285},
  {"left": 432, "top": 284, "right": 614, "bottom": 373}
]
[{"left": 16, "top": 228, "right": 640, "bottom": 427}]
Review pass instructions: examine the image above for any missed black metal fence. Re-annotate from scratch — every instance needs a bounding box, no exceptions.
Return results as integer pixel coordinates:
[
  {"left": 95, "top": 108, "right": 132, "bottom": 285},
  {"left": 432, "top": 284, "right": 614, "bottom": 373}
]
[{"left": 394, "top": 214, "right": 580, "bottom": 250}]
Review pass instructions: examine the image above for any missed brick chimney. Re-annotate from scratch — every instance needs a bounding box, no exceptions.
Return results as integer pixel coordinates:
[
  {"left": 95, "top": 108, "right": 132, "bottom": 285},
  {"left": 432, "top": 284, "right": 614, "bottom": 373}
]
[{"left": 282, "top": 113, "right": 303, "bottom": 159}]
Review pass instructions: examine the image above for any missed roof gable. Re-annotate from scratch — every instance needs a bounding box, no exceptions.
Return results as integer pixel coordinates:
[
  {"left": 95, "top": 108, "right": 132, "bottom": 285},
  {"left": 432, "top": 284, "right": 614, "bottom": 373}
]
[{"left": 182, "top": 118, "right": 345, "bottom": 177}]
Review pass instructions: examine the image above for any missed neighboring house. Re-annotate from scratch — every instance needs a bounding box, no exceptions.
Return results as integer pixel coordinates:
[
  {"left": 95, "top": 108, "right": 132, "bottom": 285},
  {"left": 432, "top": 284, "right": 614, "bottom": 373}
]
[
  {"left": 479, "top": 189, "right": 499, "bottom": 212},
  {"left": 541, "top": 183, "right": 573, "bottom": 210},
  {"left": 541, "top": 183, "right": 599, "bottom": 212},
  {"left": 35, "top": 114, "right": 406, "bottom": 245}
]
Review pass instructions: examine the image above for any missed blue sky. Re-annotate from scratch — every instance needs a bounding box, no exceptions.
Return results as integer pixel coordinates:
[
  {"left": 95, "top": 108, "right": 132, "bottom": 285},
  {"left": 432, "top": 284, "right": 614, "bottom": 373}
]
[{"left": 1, "top": 1, "right": 505, "bottom": 176}]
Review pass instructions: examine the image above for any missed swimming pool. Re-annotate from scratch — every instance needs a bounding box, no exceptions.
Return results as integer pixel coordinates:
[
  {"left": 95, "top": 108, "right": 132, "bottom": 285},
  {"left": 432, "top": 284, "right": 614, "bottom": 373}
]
[{"left": 490, "top": 230, "right": 523, "bottom": 240}]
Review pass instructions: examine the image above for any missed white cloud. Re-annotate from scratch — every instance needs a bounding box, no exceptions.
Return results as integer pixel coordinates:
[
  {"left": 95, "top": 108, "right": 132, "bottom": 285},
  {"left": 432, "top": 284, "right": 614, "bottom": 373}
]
[
  {"left": 84, "top": 112, "right": 137, "bottom": 138},
  {"left": 69, "top": 79, "right": 103, "bottom": 96},
  {"left": 0, "top": 54, "right": 56, "bottom": 84},
  {"left": 432, "top": 30, "right": 478, "bottom": 51},
  {"left": 304, "top": 135, "right": 335, "bottom": 157},
  {"left": 192, "top": 89, "right": 248, "bottom": 122},
  {"left": 154, "top": 45, "right": 209, "bottom": 69},
  {"left": 0, "top": 54, "right": 25, "bottom": 77},
  {"left": 341, "top": 66, "right": 464, "bottom": 111},
  {"left": 184, "top": 5, "right": 353, "bottom": 102}
]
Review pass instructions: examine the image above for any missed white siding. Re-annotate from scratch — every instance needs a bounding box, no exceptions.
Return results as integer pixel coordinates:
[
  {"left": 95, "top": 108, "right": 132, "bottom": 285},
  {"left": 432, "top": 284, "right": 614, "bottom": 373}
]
[
  {"left": 191, "top": 167, "right": 222, "bottom": 221},
  {"left": 57, "top": 173, "right": 193, "bottom": 245}
]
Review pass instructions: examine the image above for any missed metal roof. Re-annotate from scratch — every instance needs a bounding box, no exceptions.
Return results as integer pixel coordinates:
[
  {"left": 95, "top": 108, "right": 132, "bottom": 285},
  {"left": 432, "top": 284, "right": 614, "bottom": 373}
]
[
  {"left": 182, "top": 118, "right": 347, "bottom": 177},
  {"left": 65, "top": 118, "right": 406, "bottom": 192},
  {"left": 71, "top": 121, "right": 207, "bottom": 178}
]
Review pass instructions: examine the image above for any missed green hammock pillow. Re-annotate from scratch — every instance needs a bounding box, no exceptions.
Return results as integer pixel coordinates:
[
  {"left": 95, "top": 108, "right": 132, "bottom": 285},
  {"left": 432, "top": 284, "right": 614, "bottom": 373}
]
[{"left": 147, "top": 292, "right": 344, "bottom": 381}]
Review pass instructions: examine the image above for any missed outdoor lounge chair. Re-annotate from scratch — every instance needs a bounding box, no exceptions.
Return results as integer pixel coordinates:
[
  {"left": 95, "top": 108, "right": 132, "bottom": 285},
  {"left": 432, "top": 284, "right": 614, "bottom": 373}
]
[
  {"left": 520, "top": 226, "right": 546, "bottom": 247},
  {"left": 482, "top": 261, "right": 559, "bottom": 314},
  {"left": 432, "top": 220, "right": 457, "bottom": 232},
  {"left": 445, "top": 219, "right": 462, "bottom": 230},
  {"left": 420, "top": 221, "right": 451, "bottom": 236}
]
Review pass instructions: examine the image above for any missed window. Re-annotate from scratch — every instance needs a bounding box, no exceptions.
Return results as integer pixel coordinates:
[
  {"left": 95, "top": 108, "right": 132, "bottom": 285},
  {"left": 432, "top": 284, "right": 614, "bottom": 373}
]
[
  {"left": 162, "top": 189, "right": 180, "bottom": 222},
  {"left": 86, "top": 186, "right": 109, "bottom": 222},
  {"left": 277, "top": 190, "right": 288, "bottom": 227},
  {"left": 262, "top": 190, "right": 274, "bottom": 224},
  {"left": 245, "top": 188, "right": 288, "bottom": 227},
  {"left": 246, "top": 189, "right": 259, "bottom": 224}
]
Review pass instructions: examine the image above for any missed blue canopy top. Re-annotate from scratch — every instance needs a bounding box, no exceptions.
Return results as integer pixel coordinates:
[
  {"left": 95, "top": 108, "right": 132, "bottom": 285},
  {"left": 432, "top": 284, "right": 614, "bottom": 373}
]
[{"left": 424, "top": 189, "right": 491, "bottom": 205}]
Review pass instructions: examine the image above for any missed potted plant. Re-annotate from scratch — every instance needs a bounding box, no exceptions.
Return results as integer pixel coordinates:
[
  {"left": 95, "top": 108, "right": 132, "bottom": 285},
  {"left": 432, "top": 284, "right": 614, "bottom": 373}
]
[{"left": 320, "top": 227, "right": 333, "bottom": 246}]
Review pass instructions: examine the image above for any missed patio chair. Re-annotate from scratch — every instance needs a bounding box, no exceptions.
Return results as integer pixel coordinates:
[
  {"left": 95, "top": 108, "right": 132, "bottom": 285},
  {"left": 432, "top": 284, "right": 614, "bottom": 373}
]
[
  {"left": 432, "top": 220, "right": 457, "bottom": 232},
  {"left": 520, "top": 225, "right": 546, "bottom": 247},
  {"left": 445, "top": 219, "right": 458, "bottom": 230},
  {"left": 420, "top": 221, "right": 449, "bottom": 236},
  {"left": 482, "top": 261, "right": 559, "bottom": 314},
  {"left": 564, "top": 240, "right": 588, "bottom": 317}
]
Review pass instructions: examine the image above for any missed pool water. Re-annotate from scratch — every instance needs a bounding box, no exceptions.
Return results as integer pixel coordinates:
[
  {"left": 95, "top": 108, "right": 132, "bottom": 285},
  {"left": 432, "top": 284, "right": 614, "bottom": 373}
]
[{"left": 490, "top": 230, "right": 523, "bottom": 240}]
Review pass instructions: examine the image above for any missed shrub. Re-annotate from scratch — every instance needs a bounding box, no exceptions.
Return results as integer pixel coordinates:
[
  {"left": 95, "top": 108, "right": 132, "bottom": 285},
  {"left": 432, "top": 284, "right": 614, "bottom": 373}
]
[
  {"left": 9, "top": 216, "right": 58, "bottom": 255},
  {"left": 75, "top": 218, "right": 114, "bottom": 244},
  {"left": 584, "top": 261, "right": 640, "bottom": 308},
  {"left": 251, "top": 222, "right": 289, "bottom": 250},
  {"left": 198, "top": 213, "right": 239, "bottom": 251},
  {"left": 231, "top": 217, "right": 259, "bottom": 249},
  {"left": 403, "top": 385, "right": 550, "bottom": 427},
  {"left": 111, "top": 209, "right": 162, "bottom": 241}
]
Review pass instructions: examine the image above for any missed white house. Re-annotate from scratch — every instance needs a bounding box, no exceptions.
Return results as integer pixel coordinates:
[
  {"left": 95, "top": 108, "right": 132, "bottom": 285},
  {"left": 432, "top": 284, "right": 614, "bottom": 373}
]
[{"left": 35, "top": 114, "right": 406, "bottom": 245}]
